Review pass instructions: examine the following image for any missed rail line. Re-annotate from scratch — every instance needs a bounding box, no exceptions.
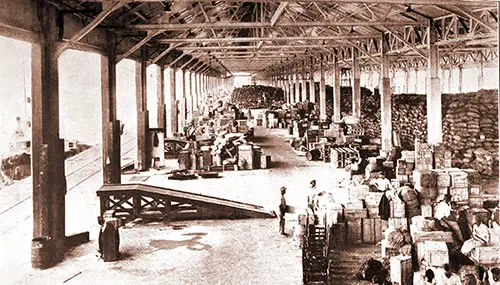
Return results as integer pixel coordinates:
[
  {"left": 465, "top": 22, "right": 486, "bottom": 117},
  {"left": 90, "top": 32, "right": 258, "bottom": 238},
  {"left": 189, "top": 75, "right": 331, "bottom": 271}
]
[{"left": 0, "top": 136, "right": 136, "bottom": 217}]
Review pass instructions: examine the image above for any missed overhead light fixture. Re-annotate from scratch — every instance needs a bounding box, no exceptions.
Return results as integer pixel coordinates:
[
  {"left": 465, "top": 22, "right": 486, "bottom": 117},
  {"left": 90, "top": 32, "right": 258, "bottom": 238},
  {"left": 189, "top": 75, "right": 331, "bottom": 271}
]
[
  {"left": 405, "top": 6, "right": 413, "bottom": 13},
  {"left": 350, "top": 26, "right": 355, "bottom": 34}
]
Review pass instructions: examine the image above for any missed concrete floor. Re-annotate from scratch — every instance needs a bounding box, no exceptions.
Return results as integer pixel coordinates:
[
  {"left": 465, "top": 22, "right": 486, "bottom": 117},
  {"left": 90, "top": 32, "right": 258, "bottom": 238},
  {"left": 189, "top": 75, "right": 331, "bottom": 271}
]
[
  {"left": 0, "top": 127, "right": 343, "bottom": 285},
  {"left": 1, "top": 127, "right": 498, "bottom": 285}
]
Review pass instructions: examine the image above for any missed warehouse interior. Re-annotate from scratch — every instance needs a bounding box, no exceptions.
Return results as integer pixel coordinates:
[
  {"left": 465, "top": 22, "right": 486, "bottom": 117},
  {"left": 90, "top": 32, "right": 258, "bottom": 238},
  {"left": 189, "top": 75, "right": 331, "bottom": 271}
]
[{"left": 0, "top": 0, "right": 499, "bottom": 284}]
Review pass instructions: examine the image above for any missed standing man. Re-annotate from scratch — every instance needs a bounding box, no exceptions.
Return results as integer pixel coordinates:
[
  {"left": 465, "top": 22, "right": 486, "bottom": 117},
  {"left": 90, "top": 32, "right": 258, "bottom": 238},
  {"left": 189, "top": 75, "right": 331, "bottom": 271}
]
[{"left": 279, "top": 186, "right": 287, "bottom": 235}]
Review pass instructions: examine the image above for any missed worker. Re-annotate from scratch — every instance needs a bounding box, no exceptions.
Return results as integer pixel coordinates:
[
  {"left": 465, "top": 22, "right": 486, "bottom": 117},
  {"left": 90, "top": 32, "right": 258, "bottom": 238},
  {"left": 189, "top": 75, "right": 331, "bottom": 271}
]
[
  {"left": 307, "top": 180, "right": 317, "bottom": 210},
  {"left": 371, "top": 173, "right": 392, "bottom": 192},
  {"left": 435, "top": 194, "right": 464, "bottom": 244},
  {"left": 344, "top": 156, "right": 363, "bottom": 185},
  {"left": 279, "top": 186, "right": 288, "bottom": 236}
]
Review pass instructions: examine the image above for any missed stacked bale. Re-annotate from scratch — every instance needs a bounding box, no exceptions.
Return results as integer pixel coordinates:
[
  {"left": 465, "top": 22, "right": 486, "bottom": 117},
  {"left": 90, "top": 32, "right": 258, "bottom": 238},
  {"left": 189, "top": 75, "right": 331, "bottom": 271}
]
[{"left": 231, "top": 85, "right": 284, "bottom": 109}]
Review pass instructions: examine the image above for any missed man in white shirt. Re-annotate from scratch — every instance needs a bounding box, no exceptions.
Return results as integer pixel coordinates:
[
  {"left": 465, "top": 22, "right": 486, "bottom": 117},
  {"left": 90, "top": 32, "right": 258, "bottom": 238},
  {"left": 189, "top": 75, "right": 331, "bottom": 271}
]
[{"left": 435, "top": 195, "right": 464, "bottom": 244}]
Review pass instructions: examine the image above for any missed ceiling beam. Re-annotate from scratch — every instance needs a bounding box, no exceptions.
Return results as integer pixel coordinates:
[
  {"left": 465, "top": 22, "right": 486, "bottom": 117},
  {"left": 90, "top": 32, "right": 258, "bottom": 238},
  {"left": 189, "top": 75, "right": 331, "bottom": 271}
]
[
  {"left": 384, "top": 26, "right": 427, "bottom": 58},
  {"left": 83, "top": 0, "right": 497, "bottom": 6},
  {"left": 177, "top": 44, "right": 351, "bottom": 51},
  {"left": 271, "top": 3, "right": 289, "bottom": 27},
  {"left": 129, "top": 20, "right": 423, "bottom": 30},
  {"left": 157, "top": 34, "right": 378, "bottom": 44},
  {"left": 68, "top": 1, "right": 123, "bottom": 44},
  {"left": 152, "top": 43, "right": 183, "bottom": 64},
  {"left": 166, "top": 53, "right": 189, "bottom": 68},
  {"left": 117, "top": 30, "right": 162, "bottom": 62}
]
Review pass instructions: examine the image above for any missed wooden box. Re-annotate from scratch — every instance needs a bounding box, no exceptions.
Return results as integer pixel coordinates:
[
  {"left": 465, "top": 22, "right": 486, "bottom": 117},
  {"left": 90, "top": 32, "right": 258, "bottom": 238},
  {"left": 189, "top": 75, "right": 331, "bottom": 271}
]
[
  {"left": 423, "top": 241, "right": 449, "bottom": 267},
  {"left": 344, "top": 209, "right": 368, "bottom": 220},
  {"left": 347, "top": 219, "right": 363, "bottom": 244},
  {"left": 410, "top": 228, "right": 454, "bottom": 244},
  {"left": 381, "top": 239, "right": 400, "bottom": 258},
  {"left": 421, "top": 204, "right": 433, "bottom": 218},
  {"left": 433, "top": 170, "right": 451, "bottom": 187},
  {"left": 260, "top": 154, "right": 271, "bottom": 169},
  {"left": 390, "top": 255, "right": 413, "bottom": 285},
  {"left": 330, "top": 222, "right": 347, "bottom": 248},
  {"left": 449, "top": 186, "right": 469, "bottom": 203},
  {"left": 390, "top": 199, "right": 406, "bottom": 218},
  {"left": 470, "top": 246, "right": 500, "bottom": 265},
  {"left": 469, "top": 197, "right": 483, "bottom": 208},
  {"left": 345, "top": 200, "right": 364, "bottom": 210},
  {"left": 348, "top": 185, "right": 369, "bottom": 200},
  {"left": 364, "top": 192, "right": 384, "bottom": 208},
  {"left": 389, "top": 217, "right": 409, "bottom": 231},
  {"left": 237, "top": 144, "right": 254, "bottom": 170},
  {"left": 363, "top": 218, "right": 388, "bottom": 243},
  {"left": 469, "top": 184, "right": 481, "bottom": 197}
]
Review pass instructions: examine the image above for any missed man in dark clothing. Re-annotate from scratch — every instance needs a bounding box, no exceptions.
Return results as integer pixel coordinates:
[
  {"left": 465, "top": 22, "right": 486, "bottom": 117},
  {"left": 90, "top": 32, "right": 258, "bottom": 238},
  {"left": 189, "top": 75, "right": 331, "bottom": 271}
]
[{"left": 279, "top": 186, "right": 287, "bottom": 235}]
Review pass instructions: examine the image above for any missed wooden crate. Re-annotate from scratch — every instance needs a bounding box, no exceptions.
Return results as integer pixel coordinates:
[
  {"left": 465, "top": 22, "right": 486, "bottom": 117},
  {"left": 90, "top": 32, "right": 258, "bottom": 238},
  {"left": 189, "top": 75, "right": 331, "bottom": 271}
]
[
  {"left": 423, "top": 241, "right": 449, "bottom": 267},
  {"left": 347, "top": 219, "right": 363, "bottom": 244},
  {"left": 390, "top": 255, "right": 413, "bottom": 285},
  {"left": 330, "top": 222, "right": 347, "bottom": 248},
  {"left": 470, "top": 246, "right": 500, "bottom": 265},
  {"left": 362, "top": 218, "right": 388, "bottom": 244},
  {"left": 389, "top": 217, "right": 409, "bottom": 231},
  {"left": 344, "top": 209, "right": 368, "bottom": 220},
  {"left": 381, "top": 239, "right": 400, "bottom": 258}
]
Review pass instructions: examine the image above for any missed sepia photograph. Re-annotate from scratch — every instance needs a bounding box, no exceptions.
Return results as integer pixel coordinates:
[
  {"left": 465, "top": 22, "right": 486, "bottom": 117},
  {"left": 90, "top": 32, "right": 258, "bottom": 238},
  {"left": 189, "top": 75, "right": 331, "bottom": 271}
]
[{"left": 0, "top": 0, "right": 499, "bottom": 284}]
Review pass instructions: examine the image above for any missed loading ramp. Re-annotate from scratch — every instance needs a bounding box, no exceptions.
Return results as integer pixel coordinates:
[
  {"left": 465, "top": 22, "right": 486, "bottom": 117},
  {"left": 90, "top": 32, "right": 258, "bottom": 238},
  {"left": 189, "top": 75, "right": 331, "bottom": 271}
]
[{"left": 97, "top": 183, "right": 276, "bottom": 221}]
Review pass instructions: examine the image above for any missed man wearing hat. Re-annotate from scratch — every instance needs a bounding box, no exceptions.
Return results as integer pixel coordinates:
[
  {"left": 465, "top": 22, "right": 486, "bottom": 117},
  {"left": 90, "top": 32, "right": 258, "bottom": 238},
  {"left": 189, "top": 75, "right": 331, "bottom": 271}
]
[{"left": 279, "top": 186, "right": 287, "bottom": 235}]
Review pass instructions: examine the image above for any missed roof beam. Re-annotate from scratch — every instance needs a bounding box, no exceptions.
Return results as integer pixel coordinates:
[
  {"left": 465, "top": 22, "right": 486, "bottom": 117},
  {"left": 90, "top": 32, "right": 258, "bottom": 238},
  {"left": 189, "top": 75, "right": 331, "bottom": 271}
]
[
  {"left": 451, "top": 5, "right": 497, "bottom": 33},
  {"left": 152, "top": 43, "right": 184, "bottom": 64},
  {"left": 178, "top": 44, "right": 351, "bottom": 51},
  {"left": 157, "top": 34, "right": 378, "bottom": 44},
  {"left": 83, "top": 0, "right": 497, "bottom": 5},
  {"left": 384, "top": 26, "right": 427, "bottom": 58},
  {"left": 166, "top": 53, "right": 189, "bottom": 68},
  {"left": 130, "top": 20, "right": 422, "bottom": 30},
  {"left": 271, "top": 3, "right": 289, "bottom": 27},
  {"left": 117, "top": 30, "right": 162, "bottom": 62},
  {"left": 68, "top": 1, "right": 123, "bottom": 44}
]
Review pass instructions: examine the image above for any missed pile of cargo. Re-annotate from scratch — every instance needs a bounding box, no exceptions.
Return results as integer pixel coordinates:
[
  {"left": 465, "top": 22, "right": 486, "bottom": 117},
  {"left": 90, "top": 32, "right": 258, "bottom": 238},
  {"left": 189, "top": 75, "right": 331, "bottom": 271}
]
[
  {"left": 329, "top": 165, "right": 500, "bottom": 285},
  {"left": 318, "top": 85, "right": 499, "bottom": 176},
  {"left": 231, "top": 85, "right": 284, "bottom": 109}
]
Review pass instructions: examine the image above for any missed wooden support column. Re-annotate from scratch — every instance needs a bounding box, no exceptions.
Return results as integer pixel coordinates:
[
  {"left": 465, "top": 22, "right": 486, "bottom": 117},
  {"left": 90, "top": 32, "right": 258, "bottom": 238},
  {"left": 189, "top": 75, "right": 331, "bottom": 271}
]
[
  {"left": 288, "top": 72, "right": 294, "bottom": 104},
  {"left": 415, "top": 67, "right": 419, "bottom": 93},
  {"left": 458, "top": 64, "right": 463, "bottom": 93},
  {"left": 101, "top": 31, "right": 121, "bottom": 185},
  {"left": 380, "top": 34, "right": 393, "bottom": 151},
  {"left": 447, "top": 66, "right": 452, "bottom": 93},
  {"left": 478, "top": 58, "right": 484, "bottom": 90},
  {"left": 301, "top": 60, "right": 307, "bottom": 102},
  {"left": 404, "top": 68, "right": 409, "bottom": 93},
  {"left": 167, "top": 68, "right": 177, "bottom": 136},
  {"left": 185, "top": 71, "right": 193, "bottom": 122},
  {"left": 179, "top": 69, "right": 187, "bottom": 131},
  {"left": 426, "top": 21, "right": 442, "bottom": 145},
  {"left": 352, "top": 47, "right": 361, "bottom": 118},
  {"left": 135, "top": 47, "right": 149, "bottom": 171},
  {"left": 295, "top": 64, "right": 301, "bottom": 103},
  {"left": 333, "top": 55, "right": 341, "bottom": 122},
  {"left": 309, "top": 57, "right": 315, "bottom": 104},
  {"left": 319, "top": 55, "right": 327, "bottom": 120},
  {"left": 156, "top": 66, "right": 166, "bottom": 130},
  {"left": 31, "top": 2, "right": 67, "bottom": 265},
  {"left": 285, "top": 72, "right": 290, "bottom": 104}
]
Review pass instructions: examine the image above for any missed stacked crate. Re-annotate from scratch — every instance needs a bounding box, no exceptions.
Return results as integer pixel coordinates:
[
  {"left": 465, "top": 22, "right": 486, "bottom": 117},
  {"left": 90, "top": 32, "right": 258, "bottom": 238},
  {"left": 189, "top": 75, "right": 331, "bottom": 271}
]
[{"left": 415, "top": 139, "right": 433, "bottom": 170}]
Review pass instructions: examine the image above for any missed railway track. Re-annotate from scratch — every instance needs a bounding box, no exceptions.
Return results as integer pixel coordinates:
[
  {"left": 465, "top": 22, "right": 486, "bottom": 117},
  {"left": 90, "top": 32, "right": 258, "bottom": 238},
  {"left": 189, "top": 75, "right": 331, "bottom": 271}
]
[{"left": 0, "top": 135, "right": 136, "bottom": 217}]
